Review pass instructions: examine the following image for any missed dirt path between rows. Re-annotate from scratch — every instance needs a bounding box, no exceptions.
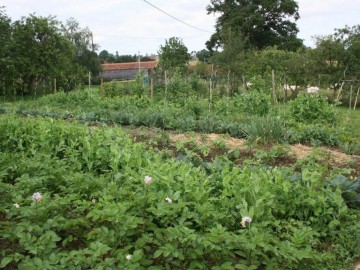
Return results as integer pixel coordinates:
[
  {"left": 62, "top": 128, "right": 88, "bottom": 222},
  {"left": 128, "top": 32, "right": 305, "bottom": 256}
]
[{"left": 169, "top": 132, "right": 360, "bottom": 168}]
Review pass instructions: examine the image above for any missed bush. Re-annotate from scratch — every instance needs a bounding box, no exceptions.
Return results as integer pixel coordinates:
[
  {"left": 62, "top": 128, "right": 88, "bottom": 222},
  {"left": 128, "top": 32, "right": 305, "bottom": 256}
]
[
  {"left": 103, "top": 79, "right": 146, "bottom": 97},
  {"left": 214, "top": 91, "right": 271, "bottom": 117},
  {"left": 287, "top": 123, "right": 347, "bottom": 146},
  {"left": 289, "top": 94, "right": 337, "bottom": 125}
]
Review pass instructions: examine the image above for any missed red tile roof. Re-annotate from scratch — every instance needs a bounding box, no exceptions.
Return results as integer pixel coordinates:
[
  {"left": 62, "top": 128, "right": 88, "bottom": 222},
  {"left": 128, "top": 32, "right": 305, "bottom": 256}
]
[{"left": 101, "top": 61, "right": 158, "bottom": 71}]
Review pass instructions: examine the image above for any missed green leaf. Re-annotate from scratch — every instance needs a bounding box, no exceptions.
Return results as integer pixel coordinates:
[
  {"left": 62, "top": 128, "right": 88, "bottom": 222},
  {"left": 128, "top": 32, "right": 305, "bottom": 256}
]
[
  {"left": 153, "top": 250, "right": 162, "bottom": 258},
  {"left": 0, "top": 257, "right": 13, "bottom": 268}
]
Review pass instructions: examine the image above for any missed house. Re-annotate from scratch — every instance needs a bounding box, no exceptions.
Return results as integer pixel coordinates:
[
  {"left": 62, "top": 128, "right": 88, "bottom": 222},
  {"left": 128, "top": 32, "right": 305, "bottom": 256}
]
[{"left": 99, "top": 61, "right": 158, "bottom": 81}]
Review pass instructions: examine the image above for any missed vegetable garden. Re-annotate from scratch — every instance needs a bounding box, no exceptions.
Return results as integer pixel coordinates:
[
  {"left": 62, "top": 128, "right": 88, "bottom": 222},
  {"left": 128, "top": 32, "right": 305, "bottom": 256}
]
[{"left": 1, "top": 80, "right": 360, "bottom": 269}]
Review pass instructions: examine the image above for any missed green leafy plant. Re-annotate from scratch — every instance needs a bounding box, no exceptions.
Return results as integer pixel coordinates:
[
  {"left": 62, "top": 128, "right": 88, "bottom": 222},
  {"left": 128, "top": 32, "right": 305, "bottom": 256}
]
[
  {"left": 289, "top": 94, "right": 338, "bottom": 125},
  {"left": 0, "top": 115, "right": 359, "bottom": 269}
]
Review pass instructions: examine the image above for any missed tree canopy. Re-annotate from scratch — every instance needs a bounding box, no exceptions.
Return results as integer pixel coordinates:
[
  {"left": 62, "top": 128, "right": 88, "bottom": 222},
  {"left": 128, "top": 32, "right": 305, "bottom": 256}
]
[
  {"left": 158, "top": 37, "right": 190, "bottom": 72},
  {"left": 98, "top": 50, "right": 153, "bottom": 64},
  {"left": 0, "top": 9, "right": 100, "bottom": 94},
  {"left": 206, "top": 0, "right": 303, "bottom": 51}
]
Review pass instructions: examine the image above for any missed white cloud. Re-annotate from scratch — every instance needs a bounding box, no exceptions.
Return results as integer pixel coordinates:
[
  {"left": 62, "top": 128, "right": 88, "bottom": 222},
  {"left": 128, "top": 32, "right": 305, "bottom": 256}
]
[
  {"left": 2, "top": 0, "right": 359, "bottom": 54},
  {"left": 297, "top": 0, "right": 360, "bottom": 46}
]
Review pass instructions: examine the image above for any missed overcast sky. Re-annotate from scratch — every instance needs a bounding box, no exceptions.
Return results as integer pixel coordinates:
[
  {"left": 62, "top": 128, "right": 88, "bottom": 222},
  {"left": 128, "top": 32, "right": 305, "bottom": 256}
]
[{"left": 2, "top": 0, "right": 360, "bottom": 56}]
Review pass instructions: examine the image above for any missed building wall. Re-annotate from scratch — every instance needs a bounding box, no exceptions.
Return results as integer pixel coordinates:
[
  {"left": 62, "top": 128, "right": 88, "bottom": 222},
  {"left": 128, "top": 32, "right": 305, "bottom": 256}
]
[{"left": 100, "top": 68, "right": 152, "bottom": 81}]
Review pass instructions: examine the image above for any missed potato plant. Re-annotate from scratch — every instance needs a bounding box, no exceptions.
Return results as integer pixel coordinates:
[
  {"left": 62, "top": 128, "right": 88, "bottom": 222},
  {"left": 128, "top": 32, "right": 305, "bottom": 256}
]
[{"left": 0, "top": 115, "right": 359, "bottom": 269}]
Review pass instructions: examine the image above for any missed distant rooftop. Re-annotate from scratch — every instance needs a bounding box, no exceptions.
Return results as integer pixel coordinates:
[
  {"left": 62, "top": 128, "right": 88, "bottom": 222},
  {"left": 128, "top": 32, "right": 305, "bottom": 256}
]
[{"left": 101, "top": 61, "right": 158, "bottom": 71}]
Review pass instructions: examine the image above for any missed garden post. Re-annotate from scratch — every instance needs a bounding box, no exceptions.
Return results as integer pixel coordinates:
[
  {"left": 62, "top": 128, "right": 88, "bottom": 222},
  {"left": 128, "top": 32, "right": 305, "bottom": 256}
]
[
  {"left": 272, "top": 69, "right": 276, "bottom": 105},
  {"left": 54, "top": 78, "right": 57, "bottom": 94},
  {"left": 150, "top": 78, "right": 154, "bottom": 99},
  {"left": 354, "top": 87, "right": 359, "bottom": 110},
  {"left": 101, "top": 79, "right": 104, "bottom": 97},
  {"left": 349, "top": 84, "right": 353, "bottom": 110}
]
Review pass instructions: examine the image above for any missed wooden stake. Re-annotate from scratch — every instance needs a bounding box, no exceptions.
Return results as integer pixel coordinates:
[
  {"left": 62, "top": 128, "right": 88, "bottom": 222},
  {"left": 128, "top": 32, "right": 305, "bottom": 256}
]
[
  {"left": 272, "top": 69, "right": 276, "bottom": 105},
  {"left": 336, "top": 81, "right": 345, "bottom": 102},
  {"left": 354, "top": 87, "right": 360, "bottom": 110},
  {"left": 209, "top": 78, "right": 213, "bottom": 113},
  {"left": 164, "top": 70, "right": 168, "bottom": 97},
  {"left": 150, "top": 78, "right": 154, "bottom": 99},
  {"left": 349, "top": 84, "right": 353, "bottom": 110},
  {"left": 100, "top": 79, "right": 104, "bottom": 97},
  {"left": 54, "top": 78, "right": 57, "bottom": 94}
]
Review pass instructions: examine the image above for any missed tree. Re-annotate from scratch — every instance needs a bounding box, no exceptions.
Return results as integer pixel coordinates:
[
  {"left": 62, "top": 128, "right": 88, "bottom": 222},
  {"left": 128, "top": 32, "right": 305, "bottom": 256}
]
[
  {"left": 334, "top": 25, "right": 360, "bottom": 80},
  {"left": 206, "top": 0, "right": 303, "bottom": 51},
  {"left": 11, "top": 14, "right": 76, "bottom": 93},
  {"left": 310, "top": 35, "right": 346, "bottom": 90},
  {"left": 62, "top": 17, "right": 101, "bottom": 77},
  {"left": 158, "top": 37, "right": 190, "bottom": 72},
  {"left": 0, "top": 7, "right": 15, "bottom": 94},
  {"left": 196, "top": 49, "right": 212, "bottom": 62}
]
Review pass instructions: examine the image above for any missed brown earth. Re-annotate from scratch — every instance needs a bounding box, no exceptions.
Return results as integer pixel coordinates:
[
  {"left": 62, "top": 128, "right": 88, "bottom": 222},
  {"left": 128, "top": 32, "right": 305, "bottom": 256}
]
[{"left": 124, "top": 126, "right": 360, "bottom": 177}]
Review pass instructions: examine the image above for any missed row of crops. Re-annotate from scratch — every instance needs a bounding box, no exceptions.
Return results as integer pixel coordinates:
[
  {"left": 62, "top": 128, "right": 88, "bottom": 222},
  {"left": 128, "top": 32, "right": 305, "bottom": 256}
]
[
  {"left": 0, "top": 117, "right": 359, "bottom": 269},
  {"left": 1, "top": 87, "right": 360, "bottom": 269},
  {"left": 1, "top": 86, "right": 358, "bottom": 152}
]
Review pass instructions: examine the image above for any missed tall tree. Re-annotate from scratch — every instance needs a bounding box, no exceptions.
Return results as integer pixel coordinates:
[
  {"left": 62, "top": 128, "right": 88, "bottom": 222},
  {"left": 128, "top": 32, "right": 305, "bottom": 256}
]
[
  {"left": 0, "top": 7, "right": 14, "bottom": 93},
  {"left": 206, "top": 0, "right": 303, "bottom": 51},
  {"left": 158, "top": 37, "right": 190, "bottom": 72},
  {"left": 196, "top": 49, "right": 212, "bottom": 62},
  {"left": 310, "top": 35, "right": 346, "bottom": 89},
  {"left": 11, "top": 14, "right": 75, "bottom": 92},
  {"left": 334, "top": 25, "right": 360, "bottom": 80},
  {"left": 62, "top": 18, "right": 100, "bottom": 76}
]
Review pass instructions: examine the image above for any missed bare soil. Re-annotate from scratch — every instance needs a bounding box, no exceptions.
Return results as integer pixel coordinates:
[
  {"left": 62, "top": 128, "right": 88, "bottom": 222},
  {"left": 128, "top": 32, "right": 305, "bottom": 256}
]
[{"left": 123, "top": 126, "right": 360, "bottom": 178}]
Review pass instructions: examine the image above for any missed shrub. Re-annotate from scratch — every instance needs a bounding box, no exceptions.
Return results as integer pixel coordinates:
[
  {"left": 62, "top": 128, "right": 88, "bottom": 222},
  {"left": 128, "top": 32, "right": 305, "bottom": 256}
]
[
  {"left": 287, "top": 123, "right": 345, "bottom": 146},
  {"left": 289, "top": 94, "right": 337, "bottom": 125},
  {"left": 239, "top": 90, "right": 271, "bottom": 116},
  {"left": 103, "top": 79, "right": 146, "bottom": 97},
  {"left": 166, "top": 70, "right": 192, "bottom": 103}
]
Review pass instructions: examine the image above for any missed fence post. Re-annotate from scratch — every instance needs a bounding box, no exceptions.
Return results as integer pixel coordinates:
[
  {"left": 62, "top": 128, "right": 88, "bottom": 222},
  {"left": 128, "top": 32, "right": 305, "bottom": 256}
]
[
  {"left": 150, "top": 78, "right": 154, "bottom": 99},
  {"left": 54, "top": 78, "right": 57, "bottom": 94},
  {"left": 88, "top": 72, "right": 91, "bottom": 90},
  {"left": 164, "top": 70, "right": 168, "bottom": 97},
  {"left": 13, "top": 82, "right": 16, "bottom": 101},
  {"left": 209, "top": 78, "right": 213, "bottom": 113},
  {"left": 349, "top": 84, "right": 353, "bottom": 110},
  {"left": 354, "top": 87, "right": 360, "bottom": 110},
  {"left": 336, "top": 81, "right": 345, "bottom": 102},
  {"left": 272, "top": 69, "right": 276, "bottom": 105},
  {"left": 100, "top": 79, "right": 104, "bottom": 97}
]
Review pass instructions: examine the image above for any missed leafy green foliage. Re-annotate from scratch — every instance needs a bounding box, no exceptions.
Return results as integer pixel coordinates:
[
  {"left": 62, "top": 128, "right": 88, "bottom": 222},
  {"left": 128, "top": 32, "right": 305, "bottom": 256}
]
[
  {"left": 0, "top": 11, "right": 100, "bottom": 97},
  {"left": 330, "top": 175, "right": 360, "bottom": 209},
  {"left": 158, "top": 37, "right": 190, "bottom": 72},
  {"left": 0, "top": 112, "right": 359, "bottom": 269},
  {"left": 289, "top": 94, "right": 338, "bottom": 124},
  {"left": 287, "top": 122, "right": 346, "bottom": 146},
  {"left": 103, "top": 75, "right": 146, "bottom": 97},
  {"left": 214, "top": 91, "right": 271, "bottom": 117},
  {"left": 206, "top": 0, "right": 303, "bottom": 51}
]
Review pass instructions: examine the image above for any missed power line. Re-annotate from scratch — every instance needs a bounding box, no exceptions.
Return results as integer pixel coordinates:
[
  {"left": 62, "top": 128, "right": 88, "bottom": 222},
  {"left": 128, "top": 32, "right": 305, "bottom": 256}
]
[
  {"left": 142, "top": 0, "right": 212, "bottom": 33},
  {"left": 98, "top": 33, "right": 209, "bottom": 40}
]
